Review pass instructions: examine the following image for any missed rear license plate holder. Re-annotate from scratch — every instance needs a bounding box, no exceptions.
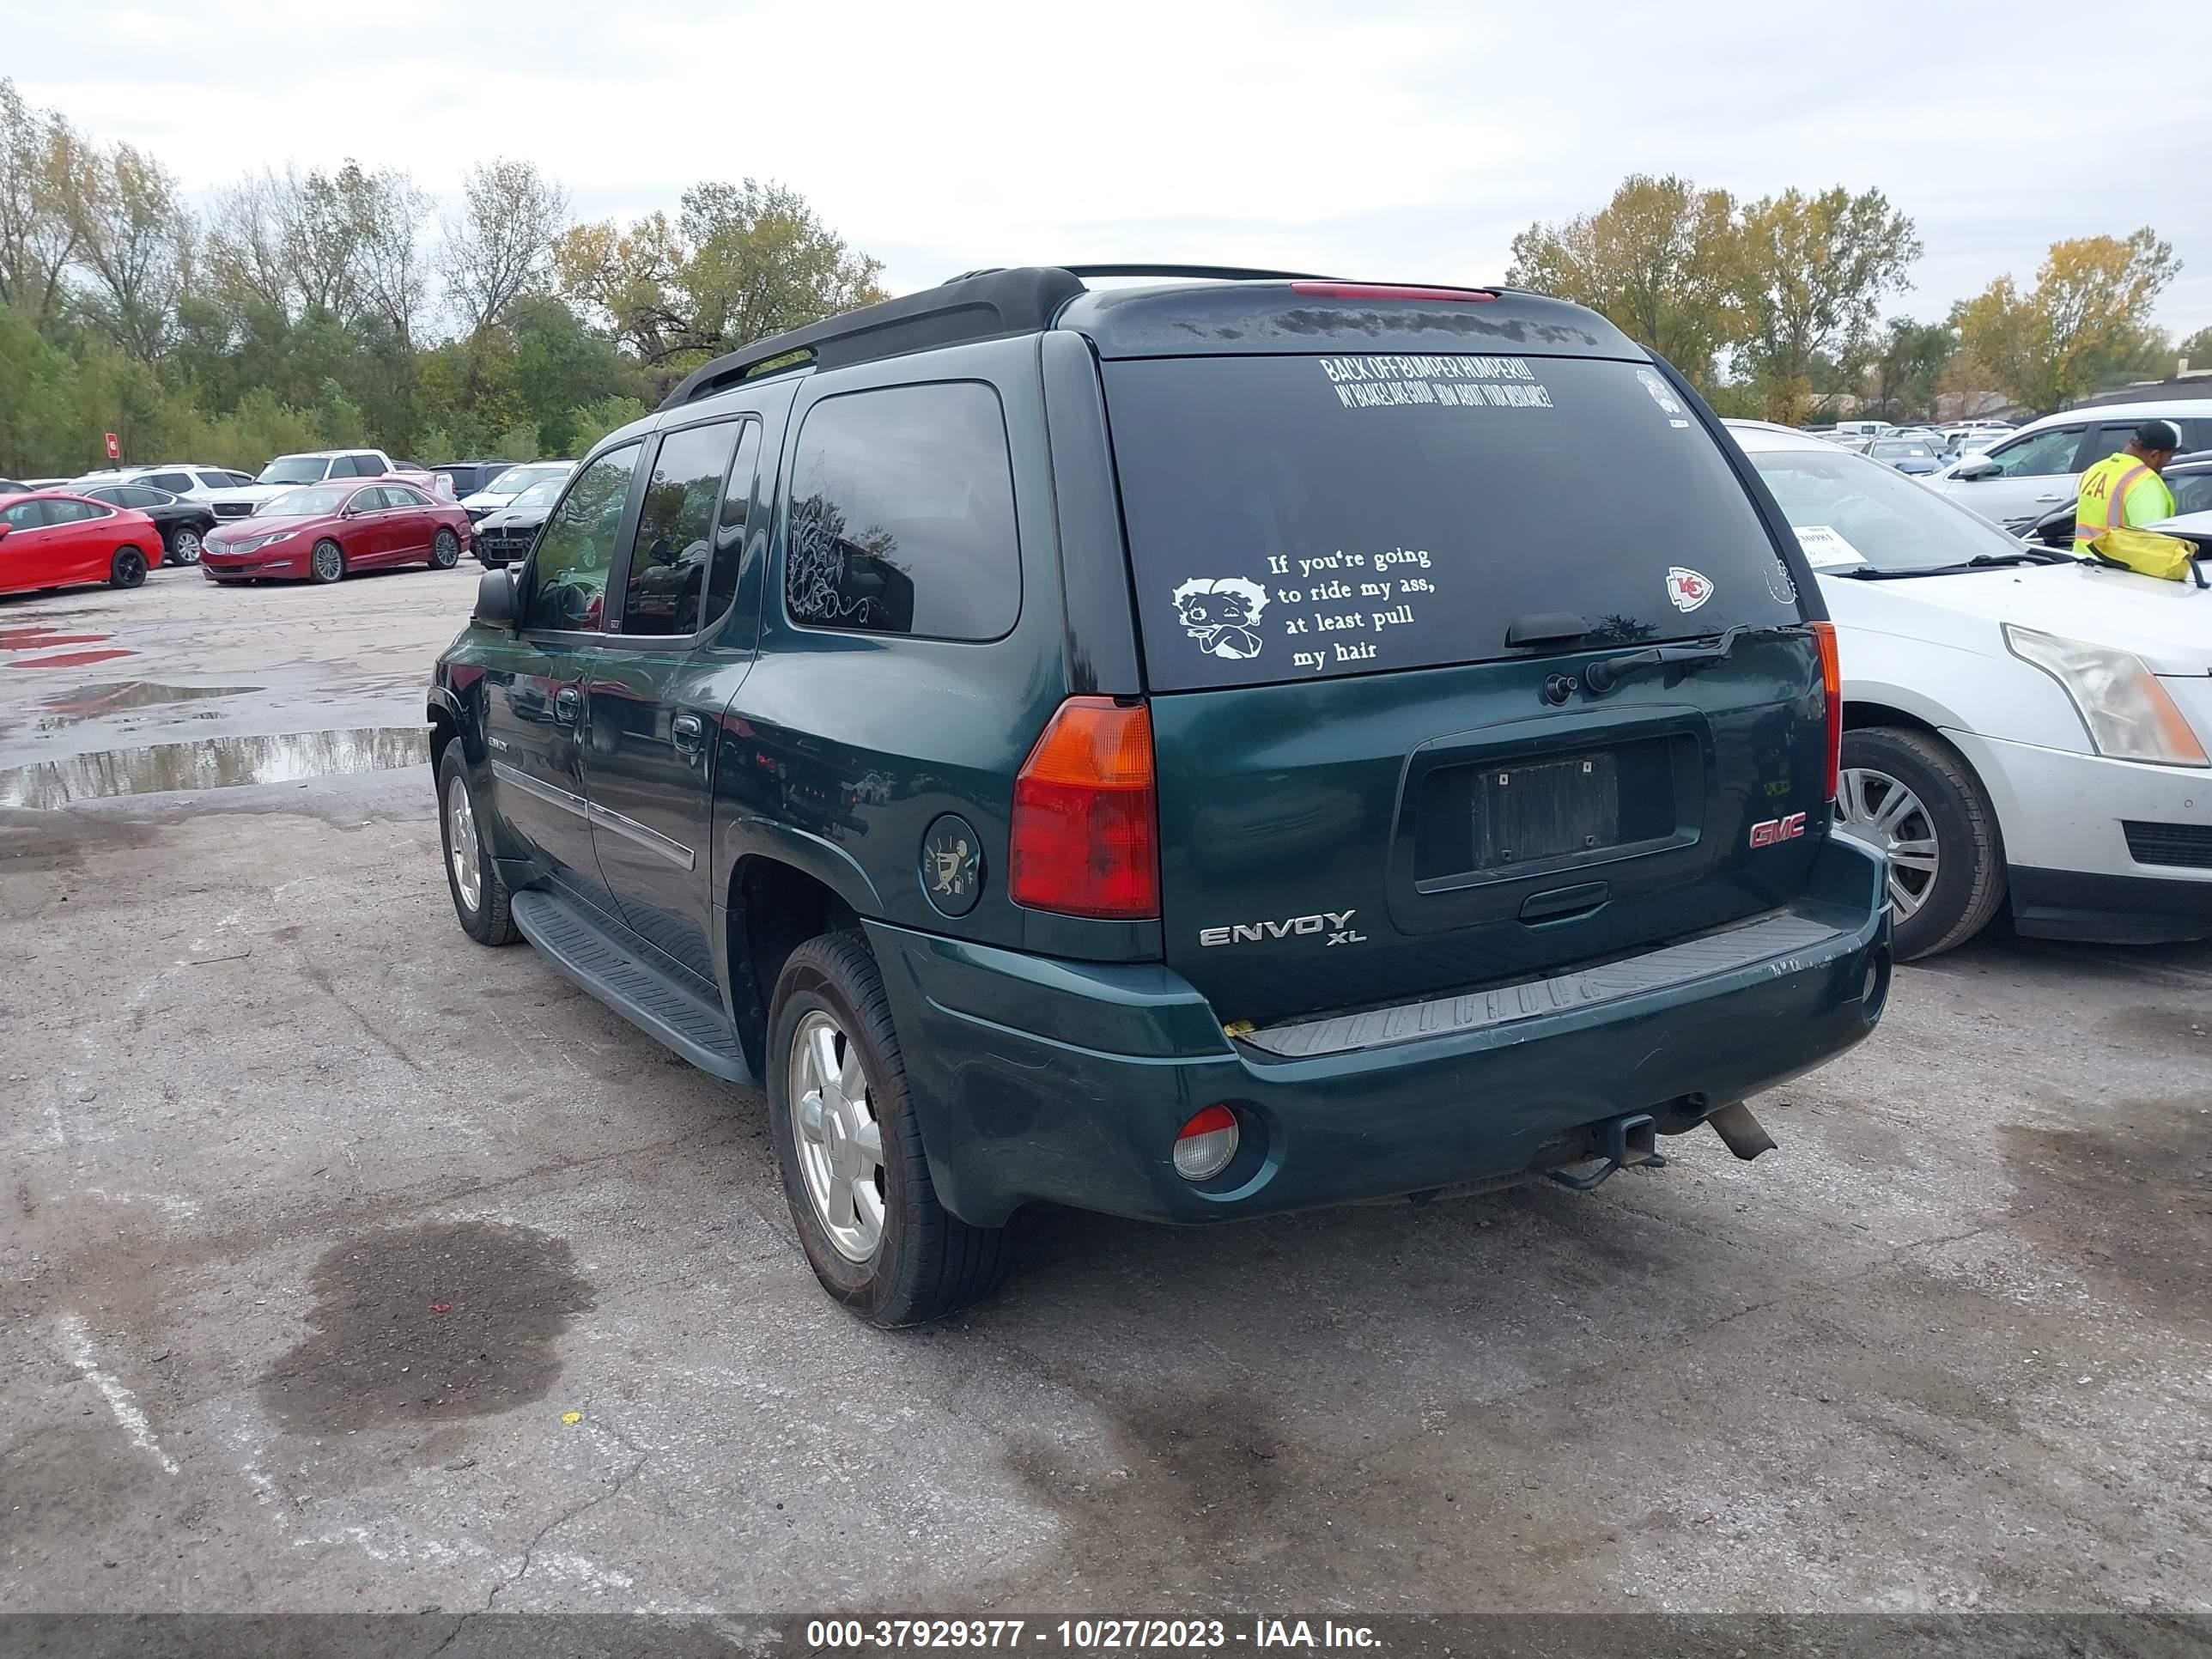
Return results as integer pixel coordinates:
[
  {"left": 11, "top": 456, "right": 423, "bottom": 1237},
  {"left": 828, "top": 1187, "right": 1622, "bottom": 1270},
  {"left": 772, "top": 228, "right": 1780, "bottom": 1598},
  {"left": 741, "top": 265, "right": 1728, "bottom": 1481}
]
[{"left": 1474, "top": 751, "right": 1623, "bottom": 867}]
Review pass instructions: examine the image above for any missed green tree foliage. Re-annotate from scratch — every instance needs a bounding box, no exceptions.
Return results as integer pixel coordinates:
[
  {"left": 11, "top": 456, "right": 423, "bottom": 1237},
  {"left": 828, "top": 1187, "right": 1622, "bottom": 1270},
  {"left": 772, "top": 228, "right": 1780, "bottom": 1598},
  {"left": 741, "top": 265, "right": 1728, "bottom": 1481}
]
[
  {"left": 1955, "top": 231, "right": 2182, "bottom": 409},
  {"left": 1728, "top": 187, "right": 1922, "bottom": 423},
  {"left": 1865, "top": 316, "right": 1955, "bottom": 419},
  {"left": 2181, "top": 325, "right": 2212, "bottom": 367},
  {"left": 1506, "top": 173, "right": 1739, "bottom": 386},
  {"left": 0, "top": 82, "right": 883, "bottom": 472},
  {"left": 556, "top": 179, "right": 887, "bottom": 372}
]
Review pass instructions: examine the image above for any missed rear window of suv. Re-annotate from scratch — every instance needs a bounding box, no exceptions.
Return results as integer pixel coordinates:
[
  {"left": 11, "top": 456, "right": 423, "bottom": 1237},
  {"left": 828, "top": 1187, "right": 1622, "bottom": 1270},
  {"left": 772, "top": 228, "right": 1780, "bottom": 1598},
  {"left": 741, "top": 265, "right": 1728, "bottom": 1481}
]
[{"left": 1103, "top": 355, "right": 1802, "bottom": 691}]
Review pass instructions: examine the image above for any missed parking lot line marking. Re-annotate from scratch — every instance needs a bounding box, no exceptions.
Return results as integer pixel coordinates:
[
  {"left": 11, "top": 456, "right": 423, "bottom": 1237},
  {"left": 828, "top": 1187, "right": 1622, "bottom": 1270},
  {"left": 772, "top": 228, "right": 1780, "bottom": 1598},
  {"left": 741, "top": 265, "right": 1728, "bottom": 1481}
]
[{"left": 57, "top": 1312, "right": 179, "bottom": 1475}]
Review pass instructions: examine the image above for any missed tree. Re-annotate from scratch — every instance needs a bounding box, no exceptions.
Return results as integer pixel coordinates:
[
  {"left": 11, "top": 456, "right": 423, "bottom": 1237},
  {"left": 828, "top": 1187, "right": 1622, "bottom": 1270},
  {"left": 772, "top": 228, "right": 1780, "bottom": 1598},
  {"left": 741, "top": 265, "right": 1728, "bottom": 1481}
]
[
  {"left": 0, "top": 78, "right": 92, "bottom": 333},
  {"left": 1864, "top": 316, "right": 1954, "bottom": 420},
  {"left": 339, "top": 162, "right": 431, "bottom": 343},
  {"left": 1728, "top": 187, "right": 1921, "bottom": 422},
  {"left": 1955, "top": 230, "right": 2182, "bottom": 410},
  {"left": 1506, "top": 173, "right": 1739, "bottom": 386},
  {"left": 72, "top": 141, "right": 196, "bottom": 361},
  {"left": 441, "top": 158, "right": 568, "bottom": 339},
  {"left": 2182, "top": 324, "right": 2212, "bottom": 368},
  {"left": 557, "top": 179, "right": 884, "bottom": 368}
]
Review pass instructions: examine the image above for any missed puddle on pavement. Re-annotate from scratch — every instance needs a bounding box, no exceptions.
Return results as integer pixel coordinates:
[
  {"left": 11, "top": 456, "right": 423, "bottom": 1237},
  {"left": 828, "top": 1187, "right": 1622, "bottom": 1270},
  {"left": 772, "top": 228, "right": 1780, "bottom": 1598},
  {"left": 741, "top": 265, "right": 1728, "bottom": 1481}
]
[
  {"left": 38, "top": 679, "right": 262, "bottom": 722},
  {"left": 0, "top": 726, "right": 428, "bottom": 807},
  {"left": 262, "top": 1222, "right": 595, "bottom": 1436}
]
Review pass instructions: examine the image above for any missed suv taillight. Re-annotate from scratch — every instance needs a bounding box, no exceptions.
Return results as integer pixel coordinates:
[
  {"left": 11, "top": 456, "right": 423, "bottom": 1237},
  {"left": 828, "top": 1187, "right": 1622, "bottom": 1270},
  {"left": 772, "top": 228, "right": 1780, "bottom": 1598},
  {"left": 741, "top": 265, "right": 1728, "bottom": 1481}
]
[
  {"left": 1009, "top": 697, "right": 1159, "bottom": 920},
  {"left": 1811, "top": 621, "right": 1842, "bottom": 801}
]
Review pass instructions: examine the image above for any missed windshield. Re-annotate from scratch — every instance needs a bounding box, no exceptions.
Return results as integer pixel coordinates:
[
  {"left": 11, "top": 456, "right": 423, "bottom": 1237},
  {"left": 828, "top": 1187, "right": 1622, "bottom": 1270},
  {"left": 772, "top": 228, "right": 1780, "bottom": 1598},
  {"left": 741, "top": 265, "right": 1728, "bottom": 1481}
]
[
  {"left": 1872, "top": 440, "right": 1936, "bottom": 459},
  {"left": 512, "top": 478, "right": 565, "bottom": 508},
  {"left": 1104, "top": 355, "right": 1802, "bottom": 691},
  {"left": 258, "top": 456, "right": 328, "bottom": 486},
  {"left": 261, "top": 485, "right": 349, "bottom": 517},
  {"left": 493, "top": 465, "right": 566, "bottom": 495},
  {"left": 1748, "top": 445, "right": 2033, "bottom": 573}
]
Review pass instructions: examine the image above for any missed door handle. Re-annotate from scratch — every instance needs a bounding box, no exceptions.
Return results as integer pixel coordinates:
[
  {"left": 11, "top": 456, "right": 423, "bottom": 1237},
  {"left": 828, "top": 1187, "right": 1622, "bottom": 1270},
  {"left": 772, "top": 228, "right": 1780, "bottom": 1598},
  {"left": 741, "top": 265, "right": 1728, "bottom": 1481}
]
[
  {"left": 553, "top": 684, "right": 580, "bottom": 725},
  {"left": 671, "top": 713, "right": 707, "bottom": 756}
]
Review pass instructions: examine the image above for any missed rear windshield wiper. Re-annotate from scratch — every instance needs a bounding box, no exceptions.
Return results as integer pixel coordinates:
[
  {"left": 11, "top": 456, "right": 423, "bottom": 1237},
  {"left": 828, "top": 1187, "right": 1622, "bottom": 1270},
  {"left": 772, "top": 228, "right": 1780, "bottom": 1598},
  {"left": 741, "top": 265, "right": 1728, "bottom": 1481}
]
[
  {"left": 1583, "top": 623, "right": 1755, "bottom": 694},
  {"left": 1833, "top": 550, "right": 2078, "bottom": 580}
]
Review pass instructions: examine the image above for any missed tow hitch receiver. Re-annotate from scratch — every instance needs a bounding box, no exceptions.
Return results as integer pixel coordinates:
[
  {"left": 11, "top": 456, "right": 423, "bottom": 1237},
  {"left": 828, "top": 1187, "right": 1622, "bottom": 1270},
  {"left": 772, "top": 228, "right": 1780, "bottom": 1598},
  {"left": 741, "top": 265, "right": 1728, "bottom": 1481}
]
[{"left": 1546, "top": 1112, "right": 1664, "bottom": 1192}]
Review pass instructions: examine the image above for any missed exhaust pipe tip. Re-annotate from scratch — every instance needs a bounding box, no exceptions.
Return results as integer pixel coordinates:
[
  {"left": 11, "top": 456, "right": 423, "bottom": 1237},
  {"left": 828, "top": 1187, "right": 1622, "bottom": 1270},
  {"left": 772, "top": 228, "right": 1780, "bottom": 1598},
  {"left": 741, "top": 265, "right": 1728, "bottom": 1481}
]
[{"left": 1705, "top": 1101, "right": 1778, "bottom": 1162}]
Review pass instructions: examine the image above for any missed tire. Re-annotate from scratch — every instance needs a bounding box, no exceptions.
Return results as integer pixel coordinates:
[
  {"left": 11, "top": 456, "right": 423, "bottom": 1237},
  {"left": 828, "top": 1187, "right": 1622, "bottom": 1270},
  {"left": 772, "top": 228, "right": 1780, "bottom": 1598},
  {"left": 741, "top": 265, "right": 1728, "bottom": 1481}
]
[
  {"left": 1837, "top": 726, "right": 2006, "bottom": 961},
  {"left": 430, "top": 527, "right": 461, "bottom": 569},
  {"left": 166, "top": 526, "right": 204, "bottom": 566},
  {"left": 309, "top": 538, "right": 346, "bottom": 585},
  {"left": 436, "top": 745, "right": 520, "bottom": 946},
  {"left": 108, "top": 545, "right": 148, "bottom": 588},
  {"left": 766, "top": 933, "right": 1009, "bottom": 1326}
]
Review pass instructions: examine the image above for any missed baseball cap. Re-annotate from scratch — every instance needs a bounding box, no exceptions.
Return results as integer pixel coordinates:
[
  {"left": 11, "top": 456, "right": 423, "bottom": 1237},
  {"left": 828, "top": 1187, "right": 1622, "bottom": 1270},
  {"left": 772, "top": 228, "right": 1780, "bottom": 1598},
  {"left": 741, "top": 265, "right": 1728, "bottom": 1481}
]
[{"left": 2135, "top": 418, "right": 2185, "bottom": 451}]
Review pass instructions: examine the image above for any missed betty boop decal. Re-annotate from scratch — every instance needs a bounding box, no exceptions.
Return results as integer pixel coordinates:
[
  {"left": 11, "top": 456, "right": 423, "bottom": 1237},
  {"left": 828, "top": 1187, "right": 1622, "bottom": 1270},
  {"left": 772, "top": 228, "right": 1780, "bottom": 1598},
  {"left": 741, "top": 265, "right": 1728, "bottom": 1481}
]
[{"left": 1171, "top": 577, "right": 1269, "bottom": 660}]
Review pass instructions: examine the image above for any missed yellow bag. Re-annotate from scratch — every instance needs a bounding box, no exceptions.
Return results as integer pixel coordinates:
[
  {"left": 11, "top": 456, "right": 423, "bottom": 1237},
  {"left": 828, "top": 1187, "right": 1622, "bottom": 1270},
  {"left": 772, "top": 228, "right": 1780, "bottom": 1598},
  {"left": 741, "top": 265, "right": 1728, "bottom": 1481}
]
[{"left": 2085, "top": 526, "right": 2205, "bottom": 586}]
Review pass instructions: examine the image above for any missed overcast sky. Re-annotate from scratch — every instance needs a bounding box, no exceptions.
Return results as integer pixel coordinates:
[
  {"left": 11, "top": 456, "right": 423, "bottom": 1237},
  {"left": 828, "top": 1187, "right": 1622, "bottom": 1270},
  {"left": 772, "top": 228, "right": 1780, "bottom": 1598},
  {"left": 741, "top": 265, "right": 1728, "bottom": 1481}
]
[{"left": 16, "top": 0, "right": 2212, "bottom": 343}]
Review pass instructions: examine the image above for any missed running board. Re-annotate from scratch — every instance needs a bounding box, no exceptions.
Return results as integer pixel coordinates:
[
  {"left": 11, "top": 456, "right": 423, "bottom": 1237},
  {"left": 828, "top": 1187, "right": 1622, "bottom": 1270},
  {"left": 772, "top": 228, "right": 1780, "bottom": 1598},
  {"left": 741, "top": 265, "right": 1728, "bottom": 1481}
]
[{"left": 509, "top": 890, "right": 755, "bottom": 1085}]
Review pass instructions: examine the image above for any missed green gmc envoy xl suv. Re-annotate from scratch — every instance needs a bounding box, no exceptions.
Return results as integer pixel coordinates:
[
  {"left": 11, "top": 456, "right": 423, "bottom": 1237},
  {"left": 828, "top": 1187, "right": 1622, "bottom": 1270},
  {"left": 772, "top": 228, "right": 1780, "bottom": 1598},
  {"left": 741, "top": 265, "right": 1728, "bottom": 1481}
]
[{"left": 428, "top": 265, "right": 1890, "bottom": 1325}]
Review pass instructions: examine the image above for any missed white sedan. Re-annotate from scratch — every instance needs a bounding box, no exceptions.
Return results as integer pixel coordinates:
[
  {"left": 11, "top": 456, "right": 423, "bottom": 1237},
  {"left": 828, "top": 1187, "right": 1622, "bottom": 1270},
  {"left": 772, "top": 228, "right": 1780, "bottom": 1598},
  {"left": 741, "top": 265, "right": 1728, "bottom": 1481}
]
[{"left": 1728, "top": 420, "right": 2212, "bottom": 959}]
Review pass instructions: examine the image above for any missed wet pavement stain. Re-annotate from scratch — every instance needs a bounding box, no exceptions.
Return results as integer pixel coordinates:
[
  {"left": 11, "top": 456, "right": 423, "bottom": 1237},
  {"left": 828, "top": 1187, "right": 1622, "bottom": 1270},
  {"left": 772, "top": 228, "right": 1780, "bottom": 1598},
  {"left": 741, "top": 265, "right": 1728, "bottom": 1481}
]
[
  {"left": 261, "top": 1221, "right": 595, "bottom": 1437},
  {"left": 0, "top": 726, "right": 428, "bottom": 806},
  {"left": 37, "top": 680, "right": 261, "bottom": 722},
  {"left": 2100, "top": 1004, "right": 2212, "bottom": 1056},
  {"left": 2002, "top": 1096, "right": 2212, "bottom": 1317}
]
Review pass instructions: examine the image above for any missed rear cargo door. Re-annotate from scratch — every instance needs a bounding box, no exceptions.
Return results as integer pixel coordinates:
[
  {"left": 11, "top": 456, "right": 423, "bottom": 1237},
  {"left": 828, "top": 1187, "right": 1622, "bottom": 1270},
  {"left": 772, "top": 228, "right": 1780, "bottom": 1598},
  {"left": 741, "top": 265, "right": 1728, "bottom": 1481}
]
[{"left": 1103, "top": 352, "right": 1829, "bottom": 1027}]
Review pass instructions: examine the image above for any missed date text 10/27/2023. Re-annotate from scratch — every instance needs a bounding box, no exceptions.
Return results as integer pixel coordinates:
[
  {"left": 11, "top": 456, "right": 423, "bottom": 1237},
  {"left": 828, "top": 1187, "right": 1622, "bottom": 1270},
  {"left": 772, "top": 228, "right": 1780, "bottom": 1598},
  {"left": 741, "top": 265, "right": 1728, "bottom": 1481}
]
[{"left": 805, "top": 1619, "right": 1382, "bottom": 1650}]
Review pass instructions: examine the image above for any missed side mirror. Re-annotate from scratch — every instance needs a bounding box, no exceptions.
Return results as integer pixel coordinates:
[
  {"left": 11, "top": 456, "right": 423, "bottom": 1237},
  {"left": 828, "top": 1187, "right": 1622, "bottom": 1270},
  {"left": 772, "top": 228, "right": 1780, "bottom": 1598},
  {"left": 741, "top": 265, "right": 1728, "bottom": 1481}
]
[
  {"left": 473, "top": 565, "right": 520, "bottom": 629},
  {"left": 1952, "top": 454, "right": 2001, "bottom": 481}
]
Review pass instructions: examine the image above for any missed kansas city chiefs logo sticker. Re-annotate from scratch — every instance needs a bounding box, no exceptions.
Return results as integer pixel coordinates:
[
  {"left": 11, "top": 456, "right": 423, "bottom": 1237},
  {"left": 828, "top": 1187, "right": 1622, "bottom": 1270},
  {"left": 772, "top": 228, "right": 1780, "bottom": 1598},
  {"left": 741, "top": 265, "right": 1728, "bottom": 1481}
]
[{"left": 1665, "top": 567, "right": 1713, "bottom": 612}]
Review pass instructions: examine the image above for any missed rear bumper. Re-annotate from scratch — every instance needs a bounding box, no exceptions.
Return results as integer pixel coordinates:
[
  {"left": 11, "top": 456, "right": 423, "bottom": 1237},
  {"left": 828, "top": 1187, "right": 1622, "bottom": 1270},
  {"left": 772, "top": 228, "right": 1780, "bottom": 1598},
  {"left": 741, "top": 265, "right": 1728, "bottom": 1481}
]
[{"left": 870, "top": 835, "right": 1890, "bottom": 1228}]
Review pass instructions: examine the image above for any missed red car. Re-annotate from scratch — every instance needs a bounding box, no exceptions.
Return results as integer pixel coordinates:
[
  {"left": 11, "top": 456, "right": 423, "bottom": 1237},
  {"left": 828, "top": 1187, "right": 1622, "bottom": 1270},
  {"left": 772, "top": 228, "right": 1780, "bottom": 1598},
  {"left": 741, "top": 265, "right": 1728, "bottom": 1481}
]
[
  {"left": 200, "top": 478, "right": 472, "bottom": 585},
  {"left": 0, "top": 491, "right": 164, "bottom": 597}
]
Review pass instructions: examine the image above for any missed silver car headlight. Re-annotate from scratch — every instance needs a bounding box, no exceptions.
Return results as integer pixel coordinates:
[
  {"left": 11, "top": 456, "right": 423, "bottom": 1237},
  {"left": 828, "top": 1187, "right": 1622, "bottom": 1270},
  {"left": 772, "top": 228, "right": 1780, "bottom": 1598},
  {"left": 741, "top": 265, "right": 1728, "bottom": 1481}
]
[{"left": 2004, "top": 623, "right": 2209, "bottom": 767}]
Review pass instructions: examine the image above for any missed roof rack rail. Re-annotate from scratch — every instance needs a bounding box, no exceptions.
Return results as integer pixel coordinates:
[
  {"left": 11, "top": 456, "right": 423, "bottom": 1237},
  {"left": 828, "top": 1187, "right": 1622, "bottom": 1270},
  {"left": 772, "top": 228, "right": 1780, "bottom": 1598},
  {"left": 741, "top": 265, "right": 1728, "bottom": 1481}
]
[
  {"left": 659, "top": 266, "right": 1087, "bottom": 410},
  {"left": 1056, "top": 263, "right": 1338, "bottom": 282}
]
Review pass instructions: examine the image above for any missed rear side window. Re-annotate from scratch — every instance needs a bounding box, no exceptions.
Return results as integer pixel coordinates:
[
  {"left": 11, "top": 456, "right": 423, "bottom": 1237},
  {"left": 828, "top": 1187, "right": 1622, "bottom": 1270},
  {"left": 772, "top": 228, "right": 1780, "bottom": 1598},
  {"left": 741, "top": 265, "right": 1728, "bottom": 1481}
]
[
  {"left": 620, "top": 419, "right": 744, "bottom": 636},
  {"left": 784, "top": 382, "right": 1019, "bottom": 641},
  {"left": 50, "top": 500, "right": 108, "bottom": 523},
  {"left": 147, "top": 471, "right": 191, "bottom": 492},
  {"left": 1103, "top": 355, "right": 1800, "bottom": 691}
]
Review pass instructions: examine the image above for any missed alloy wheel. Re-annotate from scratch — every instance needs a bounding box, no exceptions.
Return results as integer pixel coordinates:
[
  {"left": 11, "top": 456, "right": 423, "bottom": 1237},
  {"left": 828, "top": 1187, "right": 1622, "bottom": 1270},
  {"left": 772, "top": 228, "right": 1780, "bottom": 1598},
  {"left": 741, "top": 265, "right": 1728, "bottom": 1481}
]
[
  {"left": 1835, "top": 766, "right": 1938, "bottom": 919},
  {"left": 172, "top": 528, "right": 202, "bottom": 565},
  {"left": 312, "top": 542, "right": 343, "bottom": 582},
  {"left": 789, "top": 1010, "right": 886, "bottom": 1262},
  {"left": 445, "top": 771, "right": 481, "bottom": 914}
]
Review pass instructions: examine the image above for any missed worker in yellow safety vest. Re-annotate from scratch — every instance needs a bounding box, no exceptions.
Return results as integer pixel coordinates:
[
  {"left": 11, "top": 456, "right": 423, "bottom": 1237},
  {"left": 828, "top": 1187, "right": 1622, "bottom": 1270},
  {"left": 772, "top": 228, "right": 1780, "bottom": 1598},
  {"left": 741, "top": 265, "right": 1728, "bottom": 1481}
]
[{"left": 2074, "top": 419, "right": 2184, "bottom": 556}]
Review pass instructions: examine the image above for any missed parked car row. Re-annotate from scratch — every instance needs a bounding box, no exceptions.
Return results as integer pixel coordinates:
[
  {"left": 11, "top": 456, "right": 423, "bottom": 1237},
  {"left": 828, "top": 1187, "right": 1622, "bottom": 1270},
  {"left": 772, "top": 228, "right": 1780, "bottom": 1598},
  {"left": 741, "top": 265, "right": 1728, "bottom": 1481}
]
[{"left": 1926, "top": 399, "right": 2212, "bottom": 532}]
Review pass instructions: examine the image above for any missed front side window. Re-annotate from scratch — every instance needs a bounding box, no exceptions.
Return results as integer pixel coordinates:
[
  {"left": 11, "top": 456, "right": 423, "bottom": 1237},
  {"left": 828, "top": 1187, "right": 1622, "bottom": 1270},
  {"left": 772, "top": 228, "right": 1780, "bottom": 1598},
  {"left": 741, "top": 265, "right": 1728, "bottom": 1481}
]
[
  {"left": 620, "top": 421, "right": 744, "bottom": 637},
  {"left": 524, "top": 443, "right": 640, "bottom": 633},
  {"left": 384, "top": 484, "right": 430, "bottom": 508},
  {"left": 785, "top": 382, "right": 1019, "bottom": 641},
  {"left": 2, "top": 501, "right": 49, "bottom": 530},
  {"left": 2168, "top": 470, "right": 2212, "bottom": 516},
  {"left": 1986, "top": 427, "right": 2087, "bottom": 477}
]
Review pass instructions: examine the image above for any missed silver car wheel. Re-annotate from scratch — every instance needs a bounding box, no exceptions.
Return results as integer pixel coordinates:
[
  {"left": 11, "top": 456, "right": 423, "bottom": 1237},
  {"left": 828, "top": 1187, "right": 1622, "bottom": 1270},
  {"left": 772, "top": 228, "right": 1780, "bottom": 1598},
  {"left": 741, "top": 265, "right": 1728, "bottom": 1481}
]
[
  {"left": 790, "top": 1009, "right": 886, "bottom": 1262},
  {"left": 446, "top": 771, "right": 482, "bottom": 914},
  {"left": 172, "top": 528, "right": 202, "bottom": 565},
  {"left": 1836, "top": 766, "right": 1938, "bottom": 919}
]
